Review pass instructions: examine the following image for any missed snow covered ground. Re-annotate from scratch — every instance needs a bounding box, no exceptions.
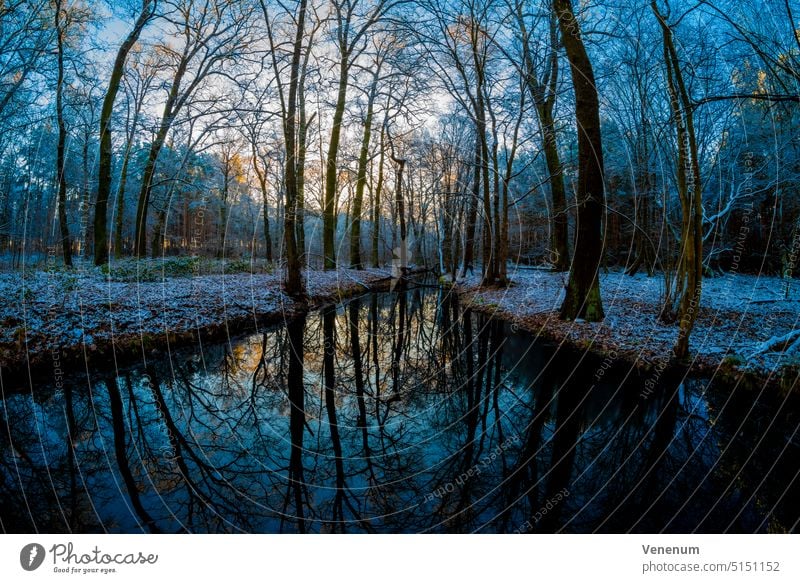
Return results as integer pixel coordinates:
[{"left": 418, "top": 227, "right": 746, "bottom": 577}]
[
  {"left": 457, "top": 268, "right": 800, "bottom": 384},
  {"left": 0, "top": 264, "right": 394, "bottom": 379}
]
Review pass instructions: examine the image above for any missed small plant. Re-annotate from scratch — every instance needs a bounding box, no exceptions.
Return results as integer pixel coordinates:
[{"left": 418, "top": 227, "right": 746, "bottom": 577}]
[
  {"left": 14, "top": 326, "right": 26, "bottom": 346},
  {"left": 437, "top": 275, "right": 457, "bottom": 288},
  {"left": 161, "top": 257, "right": 200, "bottom": 278},
  {"left": 222, "top": 258, "right": 252, "bottom": 274},
  {"left": 62, "top": 275, "right": 80, "bottom": 292},
  {"left": 722, "top": 353, "right": 746, "bottom": 367}
]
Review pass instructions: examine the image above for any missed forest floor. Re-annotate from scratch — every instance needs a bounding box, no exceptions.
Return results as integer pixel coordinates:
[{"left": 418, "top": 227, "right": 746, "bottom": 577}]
[
  {"left": 457, "top": 268, "right": 800, "bottom": 389},
  {"left": 0, "top": 259, "right": 396, "bottom": 382}
]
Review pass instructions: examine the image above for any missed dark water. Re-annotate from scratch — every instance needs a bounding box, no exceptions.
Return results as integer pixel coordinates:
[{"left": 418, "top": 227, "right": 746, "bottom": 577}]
[{"left": 1, "top": 283, "right": 799, "bottom": 533}]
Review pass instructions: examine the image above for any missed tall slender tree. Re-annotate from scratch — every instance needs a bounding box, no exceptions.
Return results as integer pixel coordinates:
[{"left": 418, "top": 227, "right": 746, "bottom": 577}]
[
  {"left": 513, "top": 2, "right": 569, "bottom": 271},
  {"left": 93, "top": 0, "right": 157, "bottom": 265},
  {"left": 133, "top": 0, "right": 251, "bottom": 258},
  {"left": 113, "top": 49, "right": 160, "bottom": 258},
  {"left": 350, "top": 44, "right": 385, "bottom": 269},
  {"left": 53, "top": 0, "right": 77, "bottom": 267},
  {"left": 652, "top": 0, "right": 703, "bottom": 357},
  {"left": 322, "top": 0, "right": 397, "bottom": 270},
  {"left": 262, "top": 0, "right": 311, "bottom": 295},
  {"left": 554, "top": 0, "right": 605, "bottom": 321}
]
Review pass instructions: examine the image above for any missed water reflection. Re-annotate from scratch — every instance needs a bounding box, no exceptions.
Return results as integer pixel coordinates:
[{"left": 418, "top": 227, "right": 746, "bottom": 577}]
[{"left": 1, "top": 284, "right": 798, "bottom": 533}]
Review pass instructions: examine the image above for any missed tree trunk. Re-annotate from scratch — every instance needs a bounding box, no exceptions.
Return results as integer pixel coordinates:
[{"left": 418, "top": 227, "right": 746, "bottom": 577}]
[
  {"left": 371, "top": 124, "right": 386, "bottom": 268},
  {"left": 296, "top": 67, "right": 310, "bottom": 265},
  {"left": 540, "top": 104, "right": 569, "bottom": 271},
  {"left": 134, "top": 128, "right": 168, "bottom": 258},
  {"left": 491, "top": 136, "right": 501, "bottom": 282},
  {"left": 653, "top": 1, "right": 703, "bottom": 358},
  {"left": 55, "top": 2, "right": 72, "bottom": 268},
  {"left": 499, "top": 175, "right": 509, "bottom": 283},
  {"left": 625, "top": 115, "right": 654, "bottom": 276},
  {"left": 461, "top": 137, "right": 480, "bottom": 278},
  {"left": 351, "top": 66, "right": 380, "bottom": 269},
  {"left": 472, "top": 37, "right": 495, "bottom": 284},
  {"left": 263, "top": 194, "right": 273, "bottom": 262},
  {"left": 251, "top": 145, "right": 274, "bottom": 262},
  {"left": 133, "top": 50, "right": 189, "bottom": 258},
  {"left": 150, "top": 209, "right": 166, "bottom": 257},
  {"left": 323, "top": 58, "right": 349, "bottom": 270},
  {"left": 441, "top": 164, "right": 455, "bottom": 279},
  {"left": 81, "top": 131, "right": 91, "bottom": 257},
  {"left": 259, "top": 174, "right": 273, "bottom": 262},
  {"left": 554, "top": 0, "right": 605, "bottom": 321},
  {"left": 517, "top": 6, "right": 569, "bottom": 271},
  {"left": 218, "top": 165, "right": 229, "bottom": 258},
  {"left": 94, "top": 1, "right": 154, "bottom": 265},
  {"left": 391, "top": 146, "right": 408, "bottom": 277},
  {"left": 113, "top": 143, "right": 132, "bottom": 259},
  {"left": 479, "top": 127, "right": 493, "bottom": 283},
  {"left": 280, "top": 0, "right": 308, "bottom": 296}
]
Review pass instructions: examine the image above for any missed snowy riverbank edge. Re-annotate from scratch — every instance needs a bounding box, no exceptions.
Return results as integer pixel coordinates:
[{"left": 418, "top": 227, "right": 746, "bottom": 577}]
[
  {"left": 455, "top": 270, "right": 800, "bottom": 393},
  {"left": 0, "top": 267, "right": 398, "bottom": 386}
]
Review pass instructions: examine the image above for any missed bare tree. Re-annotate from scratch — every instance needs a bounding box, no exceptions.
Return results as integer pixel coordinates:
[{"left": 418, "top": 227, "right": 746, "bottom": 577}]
[
  {"left": 652, "top": 0, "right": 702, "bottom": 357},
  {"left": 112, "top": 47, "right": 162, "bottom": 258},
  {"left": 349, "top": 38, "right": 390, "bottom": 269},
  {"left": 0, "top": 1, "right": 52, "bottom": 122},
  {"left": 52, "top": 0, "right": 90, "bottom": 267},
  {"left": 262, "top": 0, "right": 315, "bottom": 295},
  {"left": 321, "top": 0, "right": 401, "bottom": 270},
  {"left": 93, "top": 0, "right": 157, "bottom": 265},
  {"left": 511, "top": 0, "right": 569, "bottom": 271},
  {"left": 554, "top": 0, "right": 605, "bottom": 321},
  {"left": 133, "top": 0, "right": 252, "bottom": 258}
]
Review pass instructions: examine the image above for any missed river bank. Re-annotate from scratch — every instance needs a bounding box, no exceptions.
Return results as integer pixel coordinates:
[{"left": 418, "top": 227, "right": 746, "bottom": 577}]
[
  {"left": 0, "top": 263, "right": 398, "bottom": 385},
  {"left": 455, "top": 269, "right": 800, "bottom": 392}
]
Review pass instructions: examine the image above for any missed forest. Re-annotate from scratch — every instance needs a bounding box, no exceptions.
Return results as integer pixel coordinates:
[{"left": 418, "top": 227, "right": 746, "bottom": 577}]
[
  {"left": 1, "top": 0, "right": 800, "bottom": 347},
  {"left": 1, "top": 0, "right": 800, "bottom": 534}
]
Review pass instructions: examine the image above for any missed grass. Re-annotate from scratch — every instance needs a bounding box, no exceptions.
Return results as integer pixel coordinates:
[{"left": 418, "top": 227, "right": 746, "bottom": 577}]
[{"left": 100, "top": 257, "right": 275, "bottom": 281}]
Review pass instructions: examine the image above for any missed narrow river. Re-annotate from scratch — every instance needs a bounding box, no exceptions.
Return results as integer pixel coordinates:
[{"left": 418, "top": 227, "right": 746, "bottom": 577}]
[{"left": 1, "top": 282, "right": 798, "bottom": 532}]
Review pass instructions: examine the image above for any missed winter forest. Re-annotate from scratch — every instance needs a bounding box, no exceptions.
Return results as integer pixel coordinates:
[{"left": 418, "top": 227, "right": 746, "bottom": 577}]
[{"left": 1, "top": 0, "right": 800, "bottom": 534}]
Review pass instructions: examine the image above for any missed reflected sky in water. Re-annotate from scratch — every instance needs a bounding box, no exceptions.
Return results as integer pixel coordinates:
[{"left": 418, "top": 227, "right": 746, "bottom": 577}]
[{"left": 1, "top": 284, "right": 799, "bottom": 533}]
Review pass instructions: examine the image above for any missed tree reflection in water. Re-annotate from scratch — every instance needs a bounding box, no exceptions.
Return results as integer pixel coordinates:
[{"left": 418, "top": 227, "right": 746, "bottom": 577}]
[{"left": 1, "top": 283, "right": 798, "bottom": 533}]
